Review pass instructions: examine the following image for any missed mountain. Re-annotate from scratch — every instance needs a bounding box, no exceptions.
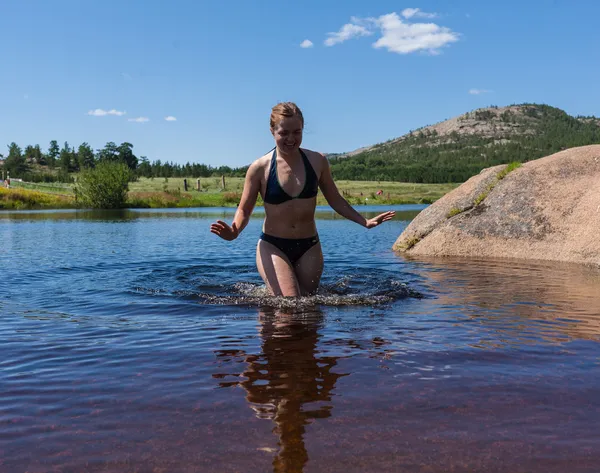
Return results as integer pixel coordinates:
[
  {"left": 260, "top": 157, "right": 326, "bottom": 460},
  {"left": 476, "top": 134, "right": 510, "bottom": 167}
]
[{"left": 328, "top": 104, "right": 600, "bottom": 183}]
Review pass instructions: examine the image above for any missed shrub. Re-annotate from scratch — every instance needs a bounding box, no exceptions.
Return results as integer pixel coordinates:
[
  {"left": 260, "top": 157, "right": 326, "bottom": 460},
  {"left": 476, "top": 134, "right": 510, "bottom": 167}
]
[
  {"left": 473, "top": 162, "right": 522, "bottom": 206},
  {"left": 497, "top": 161, "right": 522, "bottom": 180},
  {"left": 447, "top": 207, "right": 463, "bottom": 218},
  {"left": 473, "top": 190, "right": 489, "bottom": 206},
  {"left": 399, "top": 236, "right": 421, "bottom": 250},
  {"left": 74, "top": 161, "right": 131, "bottom": 208}
]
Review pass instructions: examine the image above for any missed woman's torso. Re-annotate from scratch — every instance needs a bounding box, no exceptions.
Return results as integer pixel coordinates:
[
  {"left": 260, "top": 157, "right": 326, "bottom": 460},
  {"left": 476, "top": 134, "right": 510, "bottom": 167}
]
[{"left": 258, "top": 148, "right": 323, "bottom": 239}]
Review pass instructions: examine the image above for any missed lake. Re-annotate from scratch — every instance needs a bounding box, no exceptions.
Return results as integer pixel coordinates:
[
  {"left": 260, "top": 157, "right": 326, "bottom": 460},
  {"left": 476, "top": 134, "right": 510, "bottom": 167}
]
[{"left": 1, "top": 205, "right": 599, "bottom": 472}]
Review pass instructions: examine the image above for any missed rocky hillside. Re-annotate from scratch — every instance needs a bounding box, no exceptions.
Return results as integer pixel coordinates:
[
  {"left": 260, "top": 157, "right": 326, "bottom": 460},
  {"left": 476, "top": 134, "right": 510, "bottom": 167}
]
[{"left": 329, "top": 104, "right": 600, "bottom": 183}]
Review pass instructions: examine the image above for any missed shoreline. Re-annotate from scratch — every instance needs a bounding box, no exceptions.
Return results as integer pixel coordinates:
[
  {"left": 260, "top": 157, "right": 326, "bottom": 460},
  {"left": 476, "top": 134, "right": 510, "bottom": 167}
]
[{"left": 1, "top": 180, "right": 459, "bottom": 211}]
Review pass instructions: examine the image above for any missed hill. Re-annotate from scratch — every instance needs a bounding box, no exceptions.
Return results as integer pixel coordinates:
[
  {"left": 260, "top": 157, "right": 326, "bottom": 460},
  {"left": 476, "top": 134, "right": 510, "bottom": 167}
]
[{"left": 328, "top": 104, "right": 600, "bottom": 183}]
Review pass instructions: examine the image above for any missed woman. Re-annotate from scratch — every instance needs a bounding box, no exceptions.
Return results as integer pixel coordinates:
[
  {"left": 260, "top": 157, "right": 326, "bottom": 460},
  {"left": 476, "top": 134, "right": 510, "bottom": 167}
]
[{"left": 210, "top": 102, "right": 395, "bottom": 296}]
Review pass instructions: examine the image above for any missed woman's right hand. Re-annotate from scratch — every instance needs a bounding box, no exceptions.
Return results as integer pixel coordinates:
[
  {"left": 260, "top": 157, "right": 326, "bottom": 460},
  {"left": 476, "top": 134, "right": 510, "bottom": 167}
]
[{"left": 210, "top": 220, "right": 239, "bottom": 241}]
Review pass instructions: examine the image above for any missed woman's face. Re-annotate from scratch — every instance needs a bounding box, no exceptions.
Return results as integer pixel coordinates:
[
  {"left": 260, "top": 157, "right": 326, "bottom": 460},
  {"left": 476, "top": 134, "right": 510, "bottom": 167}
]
[{"left": 272, "top": 116, "right": 303, "bottom": 154}]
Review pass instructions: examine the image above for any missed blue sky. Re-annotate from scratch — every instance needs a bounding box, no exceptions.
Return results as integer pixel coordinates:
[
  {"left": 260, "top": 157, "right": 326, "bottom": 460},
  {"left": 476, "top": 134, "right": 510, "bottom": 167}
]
[{"left": 1, "top": 0, "right": 599, "bottom": 167}]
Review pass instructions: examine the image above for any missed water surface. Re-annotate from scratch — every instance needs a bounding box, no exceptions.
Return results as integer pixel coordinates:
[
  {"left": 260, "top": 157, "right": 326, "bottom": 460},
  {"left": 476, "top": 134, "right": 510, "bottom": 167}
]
[{"left": 1, "top": 206, "right": 599, "bottom": 472}]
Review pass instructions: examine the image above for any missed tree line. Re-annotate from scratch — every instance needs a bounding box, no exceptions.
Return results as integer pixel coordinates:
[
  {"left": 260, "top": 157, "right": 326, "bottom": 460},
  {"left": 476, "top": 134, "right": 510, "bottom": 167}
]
[
  {"left": 0, "top": 140, "right": 247, "bottom": 182},
  {"left": 329, "top": 104, "right": 600, "bottom": 183},
  {"left": 3, "top": 104, "right": 599, "bottom": 184}
]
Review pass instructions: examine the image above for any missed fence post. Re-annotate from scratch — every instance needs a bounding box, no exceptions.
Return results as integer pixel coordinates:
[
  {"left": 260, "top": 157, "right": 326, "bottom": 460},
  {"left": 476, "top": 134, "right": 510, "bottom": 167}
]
[
  {"left": 221, "top": 175, "right": 226, "bottom": 190},
  {"left": 183, "top": 179, "right": 188, "bottom": 192},
  {"left": 196, "top": 178, "right": 201, "bottom": 191}
]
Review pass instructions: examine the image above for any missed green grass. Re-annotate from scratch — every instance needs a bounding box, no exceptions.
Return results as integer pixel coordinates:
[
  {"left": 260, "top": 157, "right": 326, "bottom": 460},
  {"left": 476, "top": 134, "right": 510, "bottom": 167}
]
[
  {"left": 2, "top": 176, "right": 460, "bottom": 210},
  {"left": 334, "top": 180, "right": 458, "bottom": 203},
  {"left": 496, "top": 161, "right": 522, "bottom": 180},
  {"left": 446, "top": 207, "right": 463, "bottom": 218},
  {"left": 473, "top": 189, "right": 491, "bottom": 206},
  {"left": 128, "top": 176, "right": 246, "bottom": 194},
  {"left": 128, "top": 177, "right": 459, "bottom": 207},
  {"left": 397, "top": 236, "right": 421, "bottom": 251},
  {"left": 473, "top": 161, "right": 522, "bottom": 206},
  {"left": 0, "top": 187, "right": 74, "bottom": 209},
  {"left": 127, "top": 191, "right": 241, "bottom": 208},
  {"left": 11, "top": 180, "right": 74, "bottom": 195}
]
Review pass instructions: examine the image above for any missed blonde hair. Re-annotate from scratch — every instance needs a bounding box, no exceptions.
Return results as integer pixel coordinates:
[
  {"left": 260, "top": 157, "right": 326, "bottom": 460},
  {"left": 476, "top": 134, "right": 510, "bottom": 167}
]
[{"left": 270, "top": 102, "right": 304, "bottom": 131}]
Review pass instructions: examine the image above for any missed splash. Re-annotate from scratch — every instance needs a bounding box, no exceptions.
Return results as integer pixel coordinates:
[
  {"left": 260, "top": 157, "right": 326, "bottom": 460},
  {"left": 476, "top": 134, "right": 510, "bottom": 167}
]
[
  {"left": 131, "top": 264, "right": 424, "bottom": 309},
  {"left": 196, "top": 276, "right": 422, "bottom": 309}
]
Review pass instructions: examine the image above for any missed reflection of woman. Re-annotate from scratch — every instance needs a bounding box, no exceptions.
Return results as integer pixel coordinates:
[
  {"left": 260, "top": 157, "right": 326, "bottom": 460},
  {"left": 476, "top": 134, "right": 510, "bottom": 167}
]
[
  {"left": 241, "top": 309, "right": 345, "bottom": 472},
  {"left": 210, "top": 102, "right": 395, "bottom": 296}
]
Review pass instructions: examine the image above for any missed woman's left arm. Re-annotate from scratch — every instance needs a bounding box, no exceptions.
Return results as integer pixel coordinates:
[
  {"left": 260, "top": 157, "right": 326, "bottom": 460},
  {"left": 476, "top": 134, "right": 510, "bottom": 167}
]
[{"left": 317, "top": 154, "right": 395, "bottom": 228}]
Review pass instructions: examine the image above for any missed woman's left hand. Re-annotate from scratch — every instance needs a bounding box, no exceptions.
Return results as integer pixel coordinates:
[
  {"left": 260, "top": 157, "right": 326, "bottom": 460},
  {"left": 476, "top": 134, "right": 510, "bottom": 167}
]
[{"left": 365, "top": 211, "right": 396, "bottom": 229}]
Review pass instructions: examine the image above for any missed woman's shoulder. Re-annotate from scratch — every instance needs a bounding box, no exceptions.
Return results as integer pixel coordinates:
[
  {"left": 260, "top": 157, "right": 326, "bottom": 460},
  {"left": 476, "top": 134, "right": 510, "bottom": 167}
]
[
  {"left": 250, "top": 151, "right": 273, "bottom": 168},
  {"left": 245, "top": 152, "right": 272, "bottom": 180},
  {"left": 301, "top": 148, "right": 328, "bottom": 164},
  {"left": 301, "top": 148, "right": 328, "bottom": 173}
]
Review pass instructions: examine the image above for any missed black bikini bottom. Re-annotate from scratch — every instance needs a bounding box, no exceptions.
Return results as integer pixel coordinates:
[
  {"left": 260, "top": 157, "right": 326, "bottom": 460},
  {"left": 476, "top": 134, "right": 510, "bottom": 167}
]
[{"left": 259, "top": 232, "right": 320, "bottom": 266}]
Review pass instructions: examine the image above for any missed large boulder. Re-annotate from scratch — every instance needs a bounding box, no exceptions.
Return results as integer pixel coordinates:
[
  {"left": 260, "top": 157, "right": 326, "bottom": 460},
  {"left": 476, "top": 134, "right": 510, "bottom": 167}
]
[{"left": 394, "top": 145, "right": 600, "bottom": 266}]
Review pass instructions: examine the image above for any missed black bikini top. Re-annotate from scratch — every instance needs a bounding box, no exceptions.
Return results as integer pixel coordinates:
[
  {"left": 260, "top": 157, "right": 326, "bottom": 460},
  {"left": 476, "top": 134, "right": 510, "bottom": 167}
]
[{"left": 263, "top": 148, "right": 319, "bottom": 205}]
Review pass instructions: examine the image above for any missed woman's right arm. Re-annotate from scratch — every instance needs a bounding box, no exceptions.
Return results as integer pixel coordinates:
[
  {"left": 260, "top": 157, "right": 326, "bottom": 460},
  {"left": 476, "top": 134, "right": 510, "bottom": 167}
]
[
  {"left": 210, "top": 160, "right": 262, "bottom": 240},
  {"left": 318, "top": 154, "right": 395, "bottom": 229}
]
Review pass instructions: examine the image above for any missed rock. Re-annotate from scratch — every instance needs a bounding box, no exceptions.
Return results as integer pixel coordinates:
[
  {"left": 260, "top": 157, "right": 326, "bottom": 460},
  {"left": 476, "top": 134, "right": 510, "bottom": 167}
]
[{"left": 393, "top": 145, "right": 600, "bottom": 266}]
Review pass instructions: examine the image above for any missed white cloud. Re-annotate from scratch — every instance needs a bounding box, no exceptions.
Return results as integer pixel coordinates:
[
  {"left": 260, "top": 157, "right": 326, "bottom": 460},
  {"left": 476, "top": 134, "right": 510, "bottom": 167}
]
[
  {"left": 401, "top": 8, "right": 438, "bottom": 19},
  {"left": 121, "top": 72, "right": 132, "bottom": 80},
  {"left": 164, "top": 116, "right": 177, "bottom": 121},
  {"left": 300, "top": 39, "right": 314, "bottom": 48},
  {"left": 469, "top": 88, "right": 492, "bottom": 95},
  {"left": 324, "top": 22, "right": 372, "bottom": 46},
  {"left": 372, "top": 13, "right": 459, "bottom": 54},
  {"left": 88, "top": 108, "right": 126, "bottom": 117},
  {"left": 128, "top": 117, "right": 149, "bottom": 123},
  {"left": 324, "top": 12, "right": 459, "bottom": 54}
]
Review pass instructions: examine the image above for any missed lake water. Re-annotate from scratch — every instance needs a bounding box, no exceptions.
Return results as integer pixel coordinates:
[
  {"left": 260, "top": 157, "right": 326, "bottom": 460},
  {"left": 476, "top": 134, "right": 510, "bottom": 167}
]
[{"left": 1, "top": 205, "right": 599, "bottom": 473}]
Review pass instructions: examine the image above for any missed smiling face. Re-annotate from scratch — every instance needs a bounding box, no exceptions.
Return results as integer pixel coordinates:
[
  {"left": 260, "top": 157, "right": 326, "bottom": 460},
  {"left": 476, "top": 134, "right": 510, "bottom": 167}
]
[{"left": 271, "top": 115, "right": 303, "bottom": 155}]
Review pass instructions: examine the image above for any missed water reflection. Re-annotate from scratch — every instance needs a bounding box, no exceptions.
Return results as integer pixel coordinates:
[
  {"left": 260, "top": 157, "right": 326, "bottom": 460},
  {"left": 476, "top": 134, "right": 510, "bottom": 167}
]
[
  {"left": 409, "top": 256, "right": 600, "bottom": 345},
  {"left": 215, "top": 308, "right": 347, "bottom": 472},
  {"left": 0, "top": 205, "right": 425, "bottom": 222}
]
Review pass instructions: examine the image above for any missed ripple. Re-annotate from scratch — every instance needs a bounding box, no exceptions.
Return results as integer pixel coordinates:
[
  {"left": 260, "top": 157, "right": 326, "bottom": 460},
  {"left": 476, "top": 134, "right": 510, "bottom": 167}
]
[{"left": 2, "top": 209, "right": 600, "bottom": 472}]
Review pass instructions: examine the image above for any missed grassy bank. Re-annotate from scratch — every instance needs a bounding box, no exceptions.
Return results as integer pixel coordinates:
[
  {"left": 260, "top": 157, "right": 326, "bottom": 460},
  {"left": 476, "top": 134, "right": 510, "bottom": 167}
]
[
  {"left": 128, "top": 177, "right": 458, "bottom": 207},
  {"left": 4, "top": 177, "right": 459, "bottom": 210},
  {"left": 9, "top": 180, "right": 73, "bottom": 195},
  {"left": 0, "top": 187, "right": 74, "bottom": 209}
]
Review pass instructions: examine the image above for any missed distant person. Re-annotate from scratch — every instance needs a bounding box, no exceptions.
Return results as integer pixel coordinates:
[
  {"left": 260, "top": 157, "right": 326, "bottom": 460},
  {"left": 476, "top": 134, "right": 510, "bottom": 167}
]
[{"left": 210, "top": 102, "right": 395, "bottom": 296}]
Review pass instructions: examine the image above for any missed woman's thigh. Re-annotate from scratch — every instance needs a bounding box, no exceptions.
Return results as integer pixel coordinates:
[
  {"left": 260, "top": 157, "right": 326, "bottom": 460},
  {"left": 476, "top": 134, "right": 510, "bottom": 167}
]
[
  {"left": 294, "top": 242, "right": 324, "bottom": 296},
  {"left": 256, "top": 239, "right": 301, "bottom": 297}
]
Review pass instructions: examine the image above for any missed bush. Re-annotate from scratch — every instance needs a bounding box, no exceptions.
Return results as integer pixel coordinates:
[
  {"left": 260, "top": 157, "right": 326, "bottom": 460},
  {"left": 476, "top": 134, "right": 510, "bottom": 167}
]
[
  {"left": 74, "top": 161, "right": 131, "bottom": 208},
  {"left": 497, "top": 161, "right": 522, "bottom": 180},
  {"left": 447, "top": 207, "right": 463, "bottom": 218},
  {"left": 57, "top": 170, "right": 75, "bottom": 183}
]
